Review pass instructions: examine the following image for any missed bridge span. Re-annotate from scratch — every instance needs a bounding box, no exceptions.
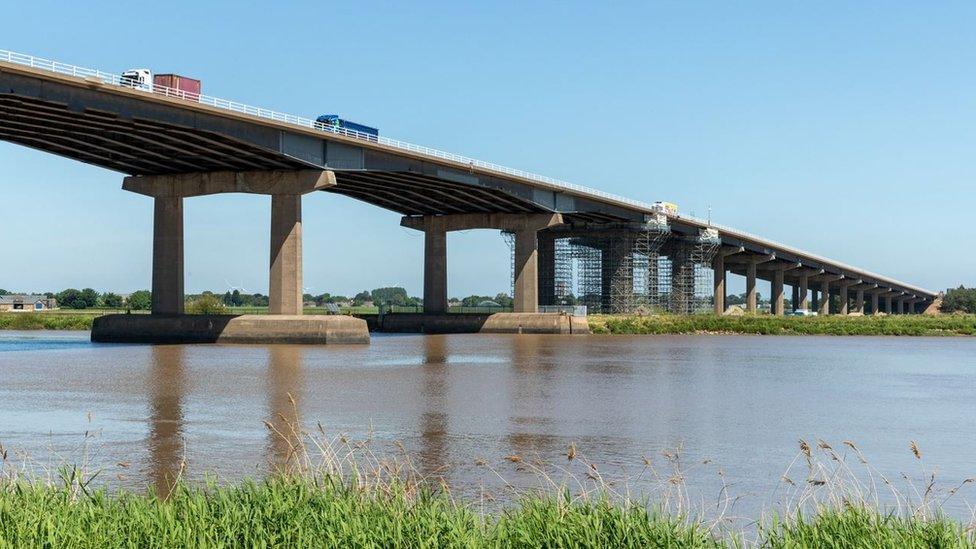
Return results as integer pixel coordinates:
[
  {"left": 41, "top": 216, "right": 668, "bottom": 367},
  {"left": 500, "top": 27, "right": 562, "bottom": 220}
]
[{"left": 0, "top": 49, "right": 936, "bottom": 341}]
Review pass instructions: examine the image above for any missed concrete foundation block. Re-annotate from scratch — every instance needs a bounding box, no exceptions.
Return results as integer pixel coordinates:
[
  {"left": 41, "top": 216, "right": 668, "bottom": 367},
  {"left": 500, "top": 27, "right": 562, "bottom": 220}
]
[
  {"left": 91, "top": 314, "right": 369, "bottom": 344},
  {"left": 480, "top": 313, "right": 590, "bottom": 334}
]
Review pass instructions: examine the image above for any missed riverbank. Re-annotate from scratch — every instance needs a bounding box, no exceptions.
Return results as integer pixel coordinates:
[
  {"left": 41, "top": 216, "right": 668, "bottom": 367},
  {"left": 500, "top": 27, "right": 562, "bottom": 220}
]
[
  {"left": 6, "top": 311, "right": 976, "bottom": 337},
  {"left": 0, "top": 476, "right": 969, "bottom": 547},
  {"left": 589, "top": 313, "right": 976, "bottom": 336},
  {"left": 0, "top": 312, "right": 98, "bottom": 330}
]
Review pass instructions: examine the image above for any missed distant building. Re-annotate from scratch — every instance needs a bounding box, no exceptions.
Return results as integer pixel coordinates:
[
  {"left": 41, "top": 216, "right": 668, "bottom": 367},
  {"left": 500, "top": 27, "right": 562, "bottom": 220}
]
[{"left": 0, "top": 294, "right": 58, "bottom": 312}]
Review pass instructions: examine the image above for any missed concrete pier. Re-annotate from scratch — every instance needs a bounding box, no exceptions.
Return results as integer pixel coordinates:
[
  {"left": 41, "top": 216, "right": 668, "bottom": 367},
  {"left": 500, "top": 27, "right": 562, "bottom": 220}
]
[
  {"left": 513, "top": 229, "right": 540, "bottom": 313},
  {"left": 423, "top": 220, "right": 448, "bottom": 314},
  {"left": 151, "top": 196, "right": 184, "bottom": 315},
  {"left": 712, "top": 254, "right": 725, "bottom": 314},
  {"left": 402, "top": 213, "right": 563, "bottom": 315},
  {"left": 269, "top": 194, "right": 303, "bottom": 315},
  {"left": 102, "top": 169, "right": 362, "bottom": 345},
  {"left": 771, "top": 269, "right": 785, "bottom": 316}
]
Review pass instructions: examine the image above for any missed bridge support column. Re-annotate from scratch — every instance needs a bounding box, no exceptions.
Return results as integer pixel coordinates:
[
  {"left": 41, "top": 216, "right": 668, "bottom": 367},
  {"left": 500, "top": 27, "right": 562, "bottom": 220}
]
[
  {"left": 854, "top": 289, "right": 865, "bottom": 315},
  {"left": 712, "top": 254, "right": 725, "bottom": 315},
  {"left": 669, "top": 243, "right": 695, "bottom": 315},
  {"left": 537, "top": 233, "right": 556, "bottom": 308},
  {"left": 746, "top": 262, "right": 758, "bottom": 314},
  {"left": 897, "top": 297, "right": 905, "bottom": 314},
  {"left": 423, "top": 221, "right": 448, "bottom": 314},
  {"left": 269, "top": 195, "right": 304, "bottom": 315},
  {"left": 885, "top": 295, "right": 893, "bottom": 314},
  {"left": 811, "top": 289, "right": 819, "bottom": 312},
  {"left": 870, "top": 292, "right": 880, "bottom": 315},
  {"left": 602, "top": 236, "right": 634, "bottom": 314},
  {"left": 839, "top": 286, "right": 850, "bottom": 315},
  {"left": 798, "top": 275, "right": 809, "bottom": 311},
  {"left": 151, "top": 196, "right": 184, "bottom": 315},
  {"left": 771, "top": 270, "right": 785, "bottom": 316},
  {"left": 820, "top": 281, "right": 830, "bottom": 315},
  {"left": 514, "top": 229, "right": 541, "bottom": 313}
]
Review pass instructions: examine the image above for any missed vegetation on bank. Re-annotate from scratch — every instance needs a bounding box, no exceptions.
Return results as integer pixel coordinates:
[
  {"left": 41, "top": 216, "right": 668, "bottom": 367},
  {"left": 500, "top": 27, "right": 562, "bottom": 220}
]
[
  {"left": 1, "top": 469, "right": 973, "bottom": 547},
  {"left": 588, "top": 313, "right": 976, "bottom": 336},
  {"left": 942, "top": 286, "right": 976, "bottom": 314},
  {"left": 0, "top": 313, "right": 97, "bottom": 331}
]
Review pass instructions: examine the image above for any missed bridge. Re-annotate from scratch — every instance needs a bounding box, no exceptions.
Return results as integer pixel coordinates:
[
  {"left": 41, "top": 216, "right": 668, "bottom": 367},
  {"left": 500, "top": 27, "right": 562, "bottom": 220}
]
[{"left": 0, "top": 50, "right": 936, "bottom": 341}]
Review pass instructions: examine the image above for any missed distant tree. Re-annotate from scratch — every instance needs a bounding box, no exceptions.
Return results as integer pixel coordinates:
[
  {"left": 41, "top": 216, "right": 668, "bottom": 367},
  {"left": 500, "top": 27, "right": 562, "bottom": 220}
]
[
  {"left": 941, "top": 286, "right": 976, "bottom": 314},
  {"left": 101, "top": 292, "right": 124, "bottom": 308},
  {"left": 79, "top": 288, "right": 99, "bottom": 308},
  {"left": 353, "top": 291, "right": 372, "bottom": 305},
  {"left": 0, "top": 289, "right": 8, "bottom": 295},
  {"left": 127, "top": 290, "right": 152, "bottom": 310},
  {"left": 371, "top": 287, "right": 410, "bottom": 306},
  {"left": 230, "top": 289, "right": 243, "bottom": 306},
  {"left": 493, "top": 293, "right": 513, "bottom": 308},
  {"left": 57, "top": 289, "right": 86, "bottom": 309},
  {"left": 222, "top": 291, "right": 233, "bottom": 305}
]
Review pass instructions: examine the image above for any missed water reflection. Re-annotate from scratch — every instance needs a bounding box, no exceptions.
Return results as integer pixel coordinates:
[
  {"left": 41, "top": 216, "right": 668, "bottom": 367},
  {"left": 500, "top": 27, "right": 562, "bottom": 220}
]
[
  {"left": 146, "top": 345, "right": 186, "bottom": 497},
  {"left": 266, "top": 346, "right": 305, "bottom": 472},
  {"left": 418, "top": 335, "right": 448, "bottom": 479},
  {"left": 506, "top": 336, "right": 562, "bottom": 462}
]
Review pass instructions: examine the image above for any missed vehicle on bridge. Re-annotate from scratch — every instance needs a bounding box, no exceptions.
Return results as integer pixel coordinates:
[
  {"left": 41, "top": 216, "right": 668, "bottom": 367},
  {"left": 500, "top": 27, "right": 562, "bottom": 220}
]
[
  {"left": 120, "top": 69, "right": 201, "bottom": 101},
  {"left": 315, "top": 114, "right": 379, "bottom": 141},
  {"left": 651, "top": 201, "right": 679, "bottom": 216}
]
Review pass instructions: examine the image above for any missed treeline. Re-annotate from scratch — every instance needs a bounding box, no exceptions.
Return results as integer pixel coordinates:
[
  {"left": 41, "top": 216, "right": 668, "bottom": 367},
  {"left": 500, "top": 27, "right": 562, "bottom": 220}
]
[
  {"left": 0, "top": 288, "right": 152, "bottom": 310},
  {"left": 2, "top": 287, "right": 522, "bottom": 311},
  {"left": 941, "top": 286, "right": 976, "bottom": 314}
]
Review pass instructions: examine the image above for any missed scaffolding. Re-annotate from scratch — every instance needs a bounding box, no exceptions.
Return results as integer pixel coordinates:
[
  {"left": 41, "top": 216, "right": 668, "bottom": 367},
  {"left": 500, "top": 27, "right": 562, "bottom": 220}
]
[
  {"left": 504, "top": 222, "right": 719, "bottom": 314},
  {"left": 665, "top": 229, "right": 721, "bottom": 314}
]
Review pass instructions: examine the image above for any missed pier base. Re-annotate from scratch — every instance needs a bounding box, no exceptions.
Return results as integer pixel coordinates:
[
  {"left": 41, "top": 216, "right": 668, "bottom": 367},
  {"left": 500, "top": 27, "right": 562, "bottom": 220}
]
[
  {"left": 91, "top": 314, "right": 369, "bottom": 344},
  {"left": 358, "top": 312, "right": 589, "bottom": 334}
]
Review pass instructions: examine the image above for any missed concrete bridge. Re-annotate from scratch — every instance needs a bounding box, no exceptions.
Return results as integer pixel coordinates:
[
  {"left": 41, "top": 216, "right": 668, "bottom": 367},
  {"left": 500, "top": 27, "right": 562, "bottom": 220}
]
[{"left": 0, "top": 50, "right": 936, "bottom": 342}]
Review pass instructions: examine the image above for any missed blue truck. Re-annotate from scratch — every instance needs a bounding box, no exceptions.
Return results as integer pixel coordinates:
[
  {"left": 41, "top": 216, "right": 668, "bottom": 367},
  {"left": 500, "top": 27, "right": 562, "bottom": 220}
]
[{"left": 316, "top": 114, "right": 379, "bottom": 141}]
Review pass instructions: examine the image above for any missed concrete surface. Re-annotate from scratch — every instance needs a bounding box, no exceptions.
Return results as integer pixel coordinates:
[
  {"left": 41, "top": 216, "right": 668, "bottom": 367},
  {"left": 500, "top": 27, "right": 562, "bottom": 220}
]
[{"left": 91, "top": 314, "right": 369, "bottom": 344}]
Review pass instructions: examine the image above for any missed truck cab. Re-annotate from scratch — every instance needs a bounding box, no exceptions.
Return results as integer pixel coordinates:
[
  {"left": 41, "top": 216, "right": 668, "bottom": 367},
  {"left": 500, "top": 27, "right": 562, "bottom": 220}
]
[
  {"left": 120, "top": 68, "right": 153, "bottom": 92},
  {"left": 316, "top": 114, "right": 379, "bottom": 141}
]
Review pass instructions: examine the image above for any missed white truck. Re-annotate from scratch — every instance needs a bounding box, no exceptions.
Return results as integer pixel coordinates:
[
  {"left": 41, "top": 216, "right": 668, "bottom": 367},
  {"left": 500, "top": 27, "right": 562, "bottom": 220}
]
[{"left": 120, "top": 68, "right": 152, "bottom": 92}]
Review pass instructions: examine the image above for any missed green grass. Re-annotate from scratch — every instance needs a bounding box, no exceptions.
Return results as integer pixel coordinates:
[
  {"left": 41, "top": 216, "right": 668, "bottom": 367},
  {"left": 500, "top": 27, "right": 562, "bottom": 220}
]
[
  {"left": 0, "top": 313, "right": 97, "bottom": 330},
  {"left": 1, "top": 478, "right": 973, "bottom": 547},
  {"left": 761, "top": 507, "right": 974, "bottom": 548},
  {"left": 589, "top": 313, "right": 976, "bottom": 336},
  {"left": 0, "top": 478, "right": 717, "bottom": 548}
]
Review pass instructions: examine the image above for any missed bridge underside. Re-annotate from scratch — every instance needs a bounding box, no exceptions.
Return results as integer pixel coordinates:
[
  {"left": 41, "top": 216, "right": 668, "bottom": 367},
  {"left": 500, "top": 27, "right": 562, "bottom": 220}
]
[{"left": 0, "top": 63, "right": 935, "bottom": 316}]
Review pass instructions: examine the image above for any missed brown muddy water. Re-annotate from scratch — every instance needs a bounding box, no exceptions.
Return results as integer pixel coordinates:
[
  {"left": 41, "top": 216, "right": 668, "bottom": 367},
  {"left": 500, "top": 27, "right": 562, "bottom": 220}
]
[{"left": 2, "top": 331, "right": 976, "bottom": 518}]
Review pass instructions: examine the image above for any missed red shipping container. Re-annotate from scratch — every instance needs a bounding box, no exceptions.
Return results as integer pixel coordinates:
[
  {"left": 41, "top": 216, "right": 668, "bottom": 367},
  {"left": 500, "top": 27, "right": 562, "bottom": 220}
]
[{"left": 153, "top": 74, "right": 202, "bottom": 101}]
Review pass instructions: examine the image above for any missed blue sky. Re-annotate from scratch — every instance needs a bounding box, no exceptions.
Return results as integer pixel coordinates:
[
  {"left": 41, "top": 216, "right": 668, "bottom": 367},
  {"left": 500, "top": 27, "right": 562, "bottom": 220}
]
[{"left": 2, "top": 1, "right": 973, "bottom": 297}]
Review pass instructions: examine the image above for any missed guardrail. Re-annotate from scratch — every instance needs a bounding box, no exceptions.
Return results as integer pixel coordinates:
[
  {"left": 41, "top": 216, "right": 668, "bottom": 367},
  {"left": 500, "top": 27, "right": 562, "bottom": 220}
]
[{"left": 0, "top": 49, "right": 935, "bottom": 297}]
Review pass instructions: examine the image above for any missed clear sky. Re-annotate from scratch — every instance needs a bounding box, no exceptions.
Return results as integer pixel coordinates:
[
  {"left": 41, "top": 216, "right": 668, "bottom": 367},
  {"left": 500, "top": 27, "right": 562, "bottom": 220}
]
[{"left": 2, "top": 1, "right": 973, "bottom": 297}]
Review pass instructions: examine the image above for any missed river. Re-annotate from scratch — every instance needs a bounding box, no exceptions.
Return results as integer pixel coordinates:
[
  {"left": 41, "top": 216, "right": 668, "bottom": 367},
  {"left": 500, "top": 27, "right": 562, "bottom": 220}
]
[{"left": 1, "top": 330, "right": 975, "bottom": 519}]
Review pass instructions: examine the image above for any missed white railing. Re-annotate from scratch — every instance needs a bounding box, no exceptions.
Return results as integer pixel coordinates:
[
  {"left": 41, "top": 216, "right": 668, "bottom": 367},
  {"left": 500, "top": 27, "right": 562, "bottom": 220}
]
[{"left": 0, "top": 48, "right": 935, "bottom": 296}]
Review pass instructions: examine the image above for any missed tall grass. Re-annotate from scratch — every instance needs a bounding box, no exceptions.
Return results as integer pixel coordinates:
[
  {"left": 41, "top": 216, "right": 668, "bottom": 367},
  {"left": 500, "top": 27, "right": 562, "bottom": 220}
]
[
  {"left": 2, "top": 409, "right": 975, "bottom": 546},
  {"left": 0, "top": 313, "right": 95, "bottom": 330},
  {"left": 589, "top": 313, "right": 976, "bottom": 336}
]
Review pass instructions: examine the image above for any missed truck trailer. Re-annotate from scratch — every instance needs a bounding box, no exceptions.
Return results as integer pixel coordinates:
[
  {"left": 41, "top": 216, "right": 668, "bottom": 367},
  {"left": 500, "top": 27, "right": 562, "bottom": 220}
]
[{"left": 120, "top": 69, "right": 201, "bottom": 101}]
